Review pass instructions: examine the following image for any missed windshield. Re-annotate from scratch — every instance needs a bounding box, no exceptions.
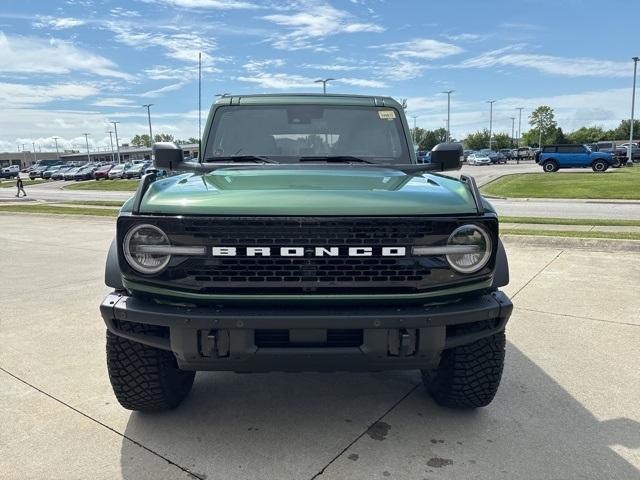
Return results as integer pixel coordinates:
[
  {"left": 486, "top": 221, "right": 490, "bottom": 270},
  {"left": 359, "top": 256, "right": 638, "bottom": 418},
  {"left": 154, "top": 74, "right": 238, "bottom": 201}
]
[{"left": 205, "top": 105, "right": 410, "bottom": 163}]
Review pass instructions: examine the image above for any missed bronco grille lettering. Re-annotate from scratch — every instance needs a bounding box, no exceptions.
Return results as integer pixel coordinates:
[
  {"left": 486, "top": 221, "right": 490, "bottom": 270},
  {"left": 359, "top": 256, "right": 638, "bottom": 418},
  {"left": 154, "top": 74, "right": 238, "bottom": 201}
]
[{"left": 211, "top": 246, "right": 407, "bottom": 257}]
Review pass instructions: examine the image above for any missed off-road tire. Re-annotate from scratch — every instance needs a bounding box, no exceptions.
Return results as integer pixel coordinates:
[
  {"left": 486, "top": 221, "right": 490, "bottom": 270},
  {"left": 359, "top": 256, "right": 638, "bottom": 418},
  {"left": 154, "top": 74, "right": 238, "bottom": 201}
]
[
  {"left": 106, "top": 323, "right": 195, "bottom": 412},
  {"left": 422, "top": 322, "right": 506, "bottom": 408},
  {"left": 592, "top": 159, "right": 607, "bottom": 172},
  {"left": 542, "top": 160, "right": 558, "bottom": 172}
]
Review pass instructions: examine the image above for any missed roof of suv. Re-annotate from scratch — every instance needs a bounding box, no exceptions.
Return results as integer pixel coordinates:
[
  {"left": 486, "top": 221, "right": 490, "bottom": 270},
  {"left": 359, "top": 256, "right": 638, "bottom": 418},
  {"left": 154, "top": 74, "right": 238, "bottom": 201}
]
[{"left": 213, "top": 93, "right": 403, "bottom": 109}]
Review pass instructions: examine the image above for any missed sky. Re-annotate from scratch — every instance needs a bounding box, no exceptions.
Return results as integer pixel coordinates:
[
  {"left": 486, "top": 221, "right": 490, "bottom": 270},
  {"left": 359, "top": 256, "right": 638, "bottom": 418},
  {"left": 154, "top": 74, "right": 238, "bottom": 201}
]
[{"left": 0, "top": 0, "right": 638, "bottom": 153}]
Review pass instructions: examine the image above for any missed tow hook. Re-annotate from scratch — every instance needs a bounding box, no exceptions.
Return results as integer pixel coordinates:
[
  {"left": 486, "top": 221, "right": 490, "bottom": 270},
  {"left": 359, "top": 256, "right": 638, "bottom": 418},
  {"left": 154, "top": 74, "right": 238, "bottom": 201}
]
[
  {"left": 200, "top": 329, "right": 230, "bottom": 358},
  {"left": 388, "top": 328, "right": 418, "bottom": 357}
]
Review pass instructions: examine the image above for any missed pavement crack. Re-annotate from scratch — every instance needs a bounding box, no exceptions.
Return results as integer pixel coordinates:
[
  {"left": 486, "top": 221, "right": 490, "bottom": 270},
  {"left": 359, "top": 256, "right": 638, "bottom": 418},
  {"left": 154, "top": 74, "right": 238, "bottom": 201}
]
[
  {"left": 0, "top": 367, "right": 203, "bottom": 480},
  {"left": 309, "top": 382, "right": 420, "bottom": 480},
  {"left": 517, "top": 307, "right": 640, "bottom": 328},
  {"left": 511, "top": 250, "right": 564, "bottom": 300}
]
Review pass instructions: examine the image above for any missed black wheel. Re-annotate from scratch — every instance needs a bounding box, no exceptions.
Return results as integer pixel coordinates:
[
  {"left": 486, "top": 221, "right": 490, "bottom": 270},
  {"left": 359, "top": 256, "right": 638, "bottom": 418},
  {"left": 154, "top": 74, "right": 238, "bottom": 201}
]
[
  {"left": 542, "top": 160, "right": 558, "bottom": 172},
  {"left": 106, "top": 323, "right": 195, "bottom": 412},
  {"left": 612, "top": 158, "right": 621, "bottom": 168},
  {"left": 592, "top": 160, "right": 607, "bottom": 172},
  {"left": 422, "top": 321, "right": 506, "bottom": 408}
]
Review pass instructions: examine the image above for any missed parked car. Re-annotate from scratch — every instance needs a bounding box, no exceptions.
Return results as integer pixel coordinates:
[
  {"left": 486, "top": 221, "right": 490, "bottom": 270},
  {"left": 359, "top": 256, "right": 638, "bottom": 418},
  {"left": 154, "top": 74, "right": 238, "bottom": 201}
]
[
  {"left": 63, "top": 166, "right": 83, "bottom": 180},
  {"left": 29, "top": 165, "right": 49, "bottom": 180},
  {"left": 0, "top": 165, "right": 20, "bottom": 179},
  {"left": 536, "top": 144, "right": 616, "bottom": 172},
  {"left": 498, "top": 149, "right": 513, "bottom": 160},
  {"left": 462, "top": 149, "right": 475, "bottom": 161},
  {"left": 108, "top": 163, "right": 132, "bottom": 179},
  {"left": 94, "top": 164, "right": 114, "bottom": 180},
  {"left": 467, "top": 152, "right": 491, "bottom": 165},
  {"left": 42, "top": 165, "right": 64, "bottom": 180},
  {"left": 123, "top": 162, "right": 151, "bottom": 179},
  {"left": 51, "top": 166, "right": 73, "bottom": 180},
  {"left": 478, "top": 149, "right": 506, "bottom": 164},
  {"left": 74, "top": 165, "right": 98, "bottom": 181},
  {"left": 514, "top": 147, "right": 535, "bottom": 161}
]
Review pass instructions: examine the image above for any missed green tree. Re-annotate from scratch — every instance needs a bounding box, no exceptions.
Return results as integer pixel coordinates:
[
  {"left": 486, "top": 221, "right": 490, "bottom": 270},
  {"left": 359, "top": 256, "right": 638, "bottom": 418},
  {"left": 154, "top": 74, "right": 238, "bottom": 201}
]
[
  {"left": 410, "top": 127, "right": 449, "bottom": 151},
  {"left": 130, "top": 134, "right": 151, "bottom": 147},
  {"left": 565, "top": 126, "right": 607, "bottom": 144},
  {"left": 608, "top": 120, "right": 640, "bottom": 140},
  {"left": 527, "top": 105, "right": 557, "bottom": 147},
  {"left": 464, "top": 129, "right": 490, "bottom": 150},
  {"left": 154, "top": 133, "right": 175, "bottom": 143},
  {"left": 492, "top": 132, "right": 513, "bottom": 149}
]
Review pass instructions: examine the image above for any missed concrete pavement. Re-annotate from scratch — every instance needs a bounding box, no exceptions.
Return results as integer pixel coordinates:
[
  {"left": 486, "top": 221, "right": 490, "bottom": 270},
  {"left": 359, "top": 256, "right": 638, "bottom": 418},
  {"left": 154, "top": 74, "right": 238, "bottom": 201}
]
[{"left": 0, "top": 214, "right": 638, "bottom": 480}]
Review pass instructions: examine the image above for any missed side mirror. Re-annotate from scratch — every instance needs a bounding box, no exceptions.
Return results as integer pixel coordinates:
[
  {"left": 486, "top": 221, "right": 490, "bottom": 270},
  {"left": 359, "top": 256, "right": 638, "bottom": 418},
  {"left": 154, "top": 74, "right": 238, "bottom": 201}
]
[
  {"left": 430, "top": 143, "right": 462, "bottom": 171},
  {"left": 153, "top": 142, "right": 183, "bottom": 170}
]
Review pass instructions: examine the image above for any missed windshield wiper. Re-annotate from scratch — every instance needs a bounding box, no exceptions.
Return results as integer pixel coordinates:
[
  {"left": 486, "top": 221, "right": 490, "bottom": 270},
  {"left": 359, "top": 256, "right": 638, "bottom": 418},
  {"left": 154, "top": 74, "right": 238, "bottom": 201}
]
[
  {"left": 204, "top": 155, "right": 279, "bottom": 164},
  {"left": 298, "top": 156, "right": 375, "bottom": 164}
]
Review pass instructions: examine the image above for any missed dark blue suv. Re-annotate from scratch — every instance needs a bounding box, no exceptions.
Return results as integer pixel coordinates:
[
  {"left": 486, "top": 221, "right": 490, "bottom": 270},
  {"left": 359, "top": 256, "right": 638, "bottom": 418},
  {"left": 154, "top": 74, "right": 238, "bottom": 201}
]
[{"left": 536, "top": 144, "right": 615, "bottom": 172}]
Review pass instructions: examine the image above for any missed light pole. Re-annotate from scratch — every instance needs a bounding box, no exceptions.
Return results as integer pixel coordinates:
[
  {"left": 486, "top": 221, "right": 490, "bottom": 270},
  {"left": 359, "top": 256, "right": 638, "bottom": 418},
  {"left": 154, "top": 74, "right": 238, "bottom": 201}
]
[
  {"left": 143, "top": 104, "right": 154, "bottom": 147},
  {"left": 107, "top": 131, "right": 115, "bottom": 163},
  {"left": 487, "top": 100, "right": 496, "bottom": 150},
  {"left": 411, "top": 115, "right": 418, "bottom": 145},
  {"left": 82, "top": 133, "right": 91, "bottom": 162},
  {"left": 111, "top": 121, "right": 121, "bottom": 163},
  {"left": 442, "top": 90, "right": 454, "bottom": 142},
  {"left": 21, "top": 143, "right": 26, "bottom": 166},
  {"left": 510, "top": 117, "right": 516, "bottom": 148},
  {"left": 629, "top": 57, "right": 639, "bottom": 167},
  {"left": 516, "top": 107, "right": 524, "bottom": 146},
  {"left": 32, "top": 142, "right": 37, "bottom": 163},
  {"left": 52, "top": 136, "right": 60, "bottom": 157},
  {"left": 314, "top": 78, "right": 335, "bottom": 94}
]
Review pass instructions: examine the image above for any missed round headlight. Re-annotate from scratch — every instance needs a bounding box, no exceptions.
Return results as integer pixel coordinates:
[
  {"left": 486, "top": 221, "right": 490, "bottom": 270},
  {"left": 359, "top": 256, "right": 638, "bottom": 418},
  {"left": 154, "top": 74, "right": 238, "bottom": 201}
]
[
  {"left": 446, "top": 224, "right": 492, "bottom": 274},
  {"left": 124, "top": 224, "right": 171, "bottom": 275}
]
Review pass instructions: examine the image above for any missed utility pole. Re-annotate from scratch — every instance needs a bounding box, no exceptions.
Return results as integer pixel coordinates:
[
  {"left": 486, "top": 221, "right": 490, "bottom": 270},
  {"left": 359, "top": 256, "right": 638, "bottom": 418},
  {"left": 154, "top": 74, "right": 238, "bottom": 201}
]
[
  {"left": 52, "top": 136, "right": 60, "bottom": 157},
  {"left": 143, "top": 104, "right": 154, "bottom": 147},
  {"left": 487, "top": 100, "right": 496, "bottom": 150},
  {"left": 111, "top": 121, "right": 121, "bottom": 163},
  {"left": 107, "top": 131, "right": 115, "bottom": 163},
  {"left": 629, "top": 57, "right": 639, "bottom": 167},
  {"left": 442, "top": 90, "right": 454, "bottom": 142},
  {"left": 82, "top": 133, "right": 91, "bottom": 162},
  {"left": 314, "top": 78, "right": 335, "bottom": 94},
  {"left": 510, "top": 117, "right": 516, "bottom": 148}
]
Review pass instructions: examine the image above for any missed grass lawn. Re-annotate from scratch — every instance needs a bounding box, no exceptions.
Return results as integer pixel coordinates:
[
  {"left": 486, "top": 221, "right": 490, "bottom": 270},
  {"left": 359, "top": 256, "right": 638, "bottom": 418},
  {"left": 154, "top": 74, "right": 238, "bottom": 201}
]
[
  {"left": 500, "top": 216, "right": 640, "bottom": 227},
  {"left": 501, "top": 228, "right": 640, "bottom": 241},
  {"left": 481, "top": 167, "right": 640, "bottom": 200},
  {"left": 63, "top": 179, "right": 139, "bottom": 191},
  {"left": 0, "top": 179, "right": 47, "bottom": 188},
  {"left": 63, "top": 200, "right": 126, "bottom": 207},
  {"left": 0, "top": 204, "right": 117, "bottom": 217}
]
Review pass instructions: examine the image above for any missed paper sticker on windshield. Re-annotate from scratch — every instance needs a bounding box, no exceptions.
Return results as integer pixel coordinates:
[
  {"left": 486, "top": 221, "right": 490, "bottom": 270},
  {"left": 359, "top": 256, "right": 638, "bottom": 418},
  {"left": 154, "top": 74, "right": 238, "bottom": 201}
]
[{"left": 378, "top": 109, "right": 396, "bottom": 120}]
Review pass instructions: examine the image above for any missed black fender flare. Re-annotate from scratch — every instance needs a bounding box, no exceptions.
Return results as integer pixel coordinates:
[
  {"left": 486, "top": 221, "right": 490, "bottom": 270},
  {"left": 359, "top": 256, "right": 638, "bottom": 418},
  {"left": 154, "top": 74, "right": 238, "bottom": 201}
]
[
  {"left": 491, "top": 238, "right": 509, "bottom": 289},
  {"left": 105, "top": 237, "right": 124, "bottom": 290}
]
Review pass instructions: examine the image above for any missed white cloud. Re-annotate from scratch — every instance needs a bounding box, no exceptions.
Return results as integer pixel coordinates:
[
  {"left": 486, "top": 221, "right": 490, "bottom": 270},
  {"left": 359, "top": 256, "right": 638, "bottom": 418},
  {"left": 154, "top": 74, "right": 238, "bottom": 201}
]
[
  {"left": 454, "top": 45, "right": 629, "bottom": 78},
  {"left": 236, "top": 73, "right": 319, "bottom": 89},
  {"left": 244, "top": 59, "right": 286, "bottom": 72},
  {"left": 139, "top": 82, "right": 187, "bottom": 97},
  {"left": 337, "top": 77, "right": 387, "bottom": 88},
  {"left": 142, "top": 0, "right": 258, "bottom": 8},
  {"left": 0, "top": 32, "right": 134, "bottom": 80},
  {"left": 378, "top": 38, "right": 464, "bottom": 60},
  {"left": 144, "top": 64, "right": 220, "bottom": 81},
  {"left": 106, "top": 22, "right": 218, "bottom": 64},
  {"left": 301, "top": 63, "right": 363, "bottom": 72},
  {"left": 33, "top": 16, "right": 85, "bottom": 30},
  {"left": 443, "top": 33, "right": 483, "bottom": 41},
  {"left": 92, "top": 98, "right": 137, "bottom": 107},
  {"left": 262, "top": 1, "right": 384, "bottom": 51},
  {"left": 0, "top": 82, "right": 99, "bottom": 107}
]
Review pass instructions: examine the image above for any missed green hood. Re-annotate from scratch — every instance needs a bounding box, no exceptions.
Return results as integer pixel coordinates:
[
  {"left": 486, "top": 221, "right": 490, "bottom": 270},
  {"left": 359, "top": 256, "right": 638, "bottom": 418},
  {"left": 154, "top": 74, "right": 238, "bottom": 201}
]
[{"left": 137, "top": 167, "right": 481, "bottom": 216}]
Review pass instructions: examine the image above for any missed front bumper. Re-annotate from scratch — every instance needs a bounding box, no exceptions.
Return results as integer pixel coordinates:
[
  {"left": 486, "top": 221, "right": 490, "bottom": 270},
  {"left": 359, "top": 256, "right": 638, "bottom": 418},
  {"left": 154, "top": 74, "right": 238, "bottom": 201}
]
[{"left": 100, "top": 290, "right": 513, "bottom": 372}]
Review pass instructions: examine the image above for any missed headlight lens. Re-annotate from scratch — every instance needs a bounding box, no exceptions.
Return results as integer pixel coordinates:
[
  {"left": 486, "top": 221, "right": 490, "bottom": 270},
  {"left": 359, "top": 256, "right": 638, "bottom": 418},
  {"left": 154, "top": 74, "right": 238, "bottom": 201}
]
[
  {"left": 124, "top": 224, "right": 171, "bottom": 275},
  {"left": 446, "top": 224, "right": 492, "bottom": 274}
]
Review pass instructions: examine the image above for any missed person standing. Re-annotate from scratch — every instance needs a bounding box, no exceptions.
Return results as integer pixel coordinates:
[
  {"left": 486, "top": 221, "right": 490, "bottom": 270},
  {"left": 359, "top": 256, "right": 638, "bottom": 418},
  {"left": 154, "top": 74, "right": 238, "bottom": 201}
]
[{"left": 16, "top": 175, "right": 26, "bottom": 197}]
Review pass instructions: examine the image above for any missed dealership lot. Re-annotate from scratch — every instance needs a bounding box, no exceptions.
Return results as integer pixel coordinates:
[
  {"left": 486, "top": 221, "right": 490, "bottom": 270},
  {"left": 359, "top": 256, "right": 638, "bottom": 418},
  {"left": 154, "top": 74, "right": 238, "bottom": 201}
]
[{"left": 0, "top": 214, "right": 639, "bottom": 480}]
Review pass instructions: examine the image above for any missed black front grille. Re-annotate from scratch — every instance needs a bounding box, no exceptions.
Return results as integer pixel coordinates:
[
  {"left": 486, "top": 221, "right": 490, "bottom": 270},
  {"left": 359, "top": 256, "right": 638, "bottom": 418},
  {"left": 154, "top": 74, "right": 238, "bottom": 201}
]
[
  {"left": 255, "top": 329, "right": 363, "bottom": 348},
  {"left": 118, "top": 216, "right": 497, "bottom": 294}
]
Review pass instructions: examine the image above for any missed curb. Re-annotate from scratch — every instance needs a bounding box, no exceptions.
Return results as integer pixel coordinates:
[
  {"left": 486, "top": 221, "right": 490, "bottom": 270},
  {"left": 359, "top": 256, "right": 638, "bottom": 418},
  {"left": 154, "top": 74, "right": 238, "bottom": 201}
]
[{"left": 501, "top": 234, "right": 640, "bottom": 253}]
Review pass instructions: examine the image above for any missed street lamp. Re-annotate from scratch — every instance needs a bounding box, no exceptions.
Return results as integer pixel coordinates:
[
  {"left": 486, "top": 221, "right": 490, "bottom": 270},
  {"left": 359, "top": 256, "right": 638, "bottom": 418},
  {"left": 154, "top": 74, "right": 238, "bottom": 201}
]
[
  {"left": 487, "top": 100, "right": 496, "bottom": 150},
  {"left": 52, "top": 136, "right": 60, "bottom": 157},
  {"left": 442, "top": 90, "right": 454, "bottom": 142},
  {"left": 516, "top": 107, "right": 524, "bottom": 147},
  {"left": 411, "top": 115, "right": 418, "bottom": 145},
  {"left": 510, "top": 117, "right": 516, "bottom": 148},
  {"left": 314, "top": 78, "right": 335, "bottom": 94},
  {"left": 628, "top": 57, "right": 639, "bottom": 167},
  {"left": 32, "top": 142, "right": 37, "bottom": 163},
  {"left": 107, "top": 130, "right": 115, "bottom": 163},
  {"left": 143, "top": 104, "right": 154, "bottom": 147},
  {"left": 82, "top": 133, "right": 91, "bottom": 162},
  {"left": 110, "top": 121, "right": 121, "bottom": 163}
]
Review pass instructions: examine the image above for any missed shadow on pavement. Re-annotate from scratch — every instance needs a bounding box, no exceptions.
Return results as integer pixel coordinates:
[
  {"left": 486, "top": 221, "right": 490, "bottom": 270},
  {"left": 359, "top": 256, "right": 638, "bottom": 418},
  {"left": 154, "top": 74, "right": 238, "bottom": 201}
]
[{"left": 119, "top": 343, "right": 640, "bottom": 480}]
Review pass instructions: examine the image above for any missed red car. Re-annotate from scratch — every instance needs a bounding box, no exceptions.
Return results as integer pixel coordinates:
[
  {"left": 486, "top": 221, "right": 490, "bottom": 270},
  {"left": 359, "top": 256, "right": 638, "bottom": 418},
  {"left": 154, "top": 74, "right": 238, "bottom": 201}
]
[{"left": 94, "top": 164, "right": 114, "bottom": 180}]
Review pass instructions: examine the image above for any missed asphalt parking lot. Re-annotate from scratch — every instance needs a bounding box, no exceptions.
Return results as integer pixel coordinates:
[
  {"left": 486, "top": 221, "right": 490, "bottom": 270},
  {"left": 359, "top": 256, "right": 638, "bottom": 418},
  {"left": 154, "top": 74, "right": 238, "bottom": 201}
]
[{"left": 0, "top": 214, "right": 639, "bottom": 480}]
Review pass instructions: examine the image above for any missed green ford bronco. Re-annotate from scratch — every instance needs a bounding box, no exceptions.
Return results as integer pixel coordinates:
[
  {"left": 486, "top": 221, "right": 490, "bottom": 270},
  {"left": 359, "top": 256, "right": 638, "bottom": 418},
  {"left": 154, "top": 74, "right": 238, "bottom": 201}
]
[{"left": 101, "top": 94, "right": 512, "bottom": 412}]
